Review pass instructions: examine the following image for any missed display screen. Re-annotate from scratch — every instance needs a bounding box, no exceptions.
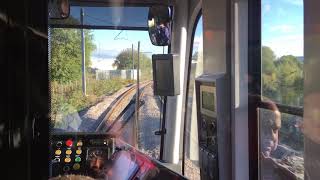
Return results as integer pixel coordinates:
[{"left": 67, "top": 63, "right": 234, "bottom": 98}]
[
  {"left": 202, "top": 91, "right": 215, "bottom": 112},
  {"left": 155, "top": 60, "right": 172, "bottom": 91}
]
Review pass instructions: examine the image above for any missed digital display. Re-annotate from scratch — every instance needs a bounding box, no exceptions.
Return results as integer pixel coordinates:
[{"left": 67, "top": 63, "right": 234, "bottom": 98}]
[
  {"left": 202, "top": 91, "right": 215, "bottom": 112},
  {"left": 155, "top": 60, "right": 172, "bottom": 91}
]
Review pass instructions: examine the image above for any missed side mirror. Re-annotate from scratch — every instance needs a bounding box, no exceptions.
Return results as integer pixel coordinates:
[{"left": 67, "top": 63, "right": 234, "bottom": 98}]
[
  {"left": 48, "top": 0, "right": 70, "bottom": 19},
  {"left": 148, "top": 6, "right": 172, "bottom": 46}
]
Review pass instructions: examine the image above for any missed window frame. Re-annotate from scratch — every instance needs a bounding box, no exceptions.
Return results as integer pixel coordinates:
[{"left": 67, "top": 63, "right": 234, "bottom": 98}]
[
  {"left": 181, "top": 9, "right": 202, "bottom": 176},
  {"left": 248, "top": 0, "right": 304, "bottom": 179}
]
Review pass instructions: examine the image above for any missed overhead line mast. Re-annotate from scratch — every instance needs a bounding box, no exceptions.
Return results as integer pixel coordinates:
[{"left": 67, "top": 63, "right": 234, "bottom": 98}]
[{"left": 81, "top": 8, "right": 87, "bottom": 96}]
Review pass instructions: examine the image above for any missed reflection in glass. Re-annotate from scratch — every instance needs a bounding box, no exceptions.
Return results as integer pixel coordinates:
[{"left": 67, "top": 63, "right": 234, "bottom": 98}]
[{"left": 259, "top": 108, "right": 304, "bottom": 180}]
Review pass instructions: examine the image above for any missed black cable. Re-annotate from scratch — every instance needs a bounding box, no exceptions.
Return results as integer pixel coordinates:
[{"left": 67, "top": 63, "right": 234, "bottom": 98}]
[{"left": 158, "top": 96, "right": 163, "bottom": 130}]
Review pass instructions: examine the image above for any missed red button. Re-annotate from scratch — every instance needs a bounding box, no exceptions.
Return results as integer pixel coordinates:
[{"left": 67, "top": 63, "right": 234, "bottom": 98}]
[{"left": 66, "top": 139, "right": 73, "bottom": 147}]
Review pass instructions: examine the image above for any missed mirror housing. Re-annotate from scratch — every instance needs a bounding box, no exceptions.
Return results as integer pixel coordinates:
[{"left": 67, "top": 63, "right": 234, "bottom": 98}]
[
  {"left": 148, "top": 5, "right": 172, "bottom": 46},
  {"left": 48, "top": 0, "right": 70, "bottom": 19}
]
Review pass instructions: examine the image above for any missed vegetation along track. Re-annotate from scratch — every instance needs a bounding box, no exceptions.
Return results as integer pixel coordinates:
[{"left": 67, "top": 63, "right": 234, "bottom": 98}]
[{"left": 95, "top": 81, "right": 152, "bottom": 133}]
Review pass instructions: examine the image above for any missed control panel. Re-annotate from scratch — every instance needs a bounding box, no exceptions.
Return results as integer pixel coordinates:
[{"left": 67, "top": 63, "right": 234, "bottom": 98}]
[
  {"left": 195, "top": 73, "right": 230, "bottom": 180},
  {"left": 50, "top": 133, "right": 189, "bottom": 180},
  {"left": 50, "top": 134, "right": 115, "bottom": 178}
]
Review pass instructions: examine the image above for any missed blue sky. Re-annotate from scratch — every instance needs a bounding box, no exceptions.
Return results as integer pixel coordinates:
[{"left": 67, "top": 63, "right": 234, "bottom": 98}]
[
  {"left": 262, "top": 0, "right": 303, "bottom": 57},
  {"left": 192, "top": 16, "right": 203, "bottom": 55},
  {"left": 91, "top": 30, "right": 166, "bottom": 70}
]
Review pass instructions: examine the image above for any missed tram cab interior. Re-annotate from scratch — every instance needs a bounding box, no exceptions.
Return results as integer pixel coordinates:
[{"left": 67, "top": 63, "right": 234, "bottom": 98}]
[{"left": 1, "top": 0, "right": 320, "bottom": 179}]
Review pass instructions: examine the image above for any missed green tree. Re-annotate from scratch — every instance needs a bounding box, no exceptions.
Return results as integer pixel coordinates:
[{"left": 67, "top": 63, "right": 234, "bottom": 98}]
[
  {"left": 276, "top": 55, "right": 303, "bottom": 87},
  {"left": 113, "top": 48, "right": 153, "bottom": 80},
  {"left": 262, "top": 46, "right": 278, "bottom": 97},
  {"left": 113, "top": 48, "right": 152, "bottom": 70},
  {"left": 50, "top": 28, "right": 96, "bottom": 83},
  {"left": 275, "top": 55, "right": 303, "bottom": 106}
]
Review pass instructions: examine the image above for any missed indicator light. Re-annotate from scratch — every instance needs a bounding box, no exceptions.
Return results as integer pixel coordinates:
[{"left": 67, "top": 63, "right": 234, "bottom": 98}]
[
  {"left": 73, "top": 163, "right": 80, "bottom": 170},
  {"left": 66, "top": 150, "right": 72, "bottom": 155},
  {"left": 75, "top": 157, "right": 81, "bottom": 162},
  {"left": 64, "top": 157, "right": 71, "bottom": 163},
  {"left": 56, "top": 141, "right": 62, "bottom": 147},
  {"left": 63, "top": 166, "right": 70, "bottom": 171},
  {"left": 76, "top": 141, "right": 83, "bottom": 146},
  {"left": 55, "top": 150, "right": 62, "bottom": 155},
  {"left": 76, "top": 149, "right": 82, "bottom": 155},
  {"left": 66, "top": 139, "right": 73, "bottom": 147}
]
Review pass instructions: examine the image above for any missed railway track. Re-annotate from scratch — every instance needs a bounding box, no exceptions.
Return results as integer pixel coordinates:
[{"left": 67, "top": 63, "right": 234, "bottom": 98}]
[{"left": 95, "top": 81, "right": 152, "bottom": 133}]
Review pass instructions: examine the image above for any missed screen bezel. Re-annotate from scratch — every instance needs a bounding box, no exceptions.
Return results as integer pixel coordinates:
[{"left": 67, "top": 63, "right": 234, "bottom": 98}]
[{"left": 200, "top": 85, "right": 216, "bottom": 118}]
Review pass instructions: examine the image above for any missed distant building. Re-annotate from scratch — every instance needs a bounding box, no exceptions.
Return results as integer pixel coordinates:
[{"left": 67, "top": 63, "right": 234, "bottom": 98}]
[{"left": 95, "top": 69, "right": 140, "bottom": 80}]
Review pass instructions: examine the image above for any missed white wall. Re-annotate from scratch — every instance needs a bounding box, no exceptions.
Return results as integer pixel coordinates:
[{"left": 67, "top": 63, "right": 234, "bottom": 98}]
[{"left": 163, "top": 0, "right": 189, "bottom": 164}]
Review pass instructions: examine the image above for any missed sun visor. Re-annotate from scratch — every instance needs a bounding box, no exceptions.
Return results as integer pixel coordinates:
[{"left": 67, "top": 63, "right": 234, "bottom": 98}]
[
  {"left": 49, "top": 5, "right": 149, "bottom": 30},
  {"left": 202, "top": 0, "right": 227, "bottom": 74}
]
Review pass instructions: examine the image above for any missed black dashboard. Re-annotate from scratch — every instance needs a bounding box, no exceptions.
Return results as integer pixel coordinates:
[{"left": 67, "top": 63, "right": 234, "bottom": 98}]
[
  {"left": 50, "top": 133, "right": 116, "bottom": 178},
  {"left": 50, "top": 133, "right": 187, "bottom": 180}
]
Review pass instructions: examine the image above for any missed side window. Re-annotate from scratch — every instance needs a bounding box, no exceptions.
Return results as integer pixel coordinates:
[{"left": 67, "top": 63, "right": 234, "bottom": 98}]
[
  {"left": 260, "top": 0, "right": 304, "bottom": 179},
  {"left": 183, "top": 15, "right": 202, "bottom": 180}
]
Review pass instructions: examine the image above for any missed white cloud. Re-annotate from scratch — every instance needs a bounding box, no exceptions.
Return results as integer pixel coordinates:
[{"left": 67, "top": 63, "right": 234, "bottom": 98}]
[
  {"left": 263, "top": 35, "right": 303, "bottom": 57},
  {"left": 283, "top": 0, "right": 303, "bottom": 6},
  {"left": 90, "top": 57, "right": 116, "bottom": 70},
  {"left": 269, "top": 24, "right": 295, "bottom": 33}
]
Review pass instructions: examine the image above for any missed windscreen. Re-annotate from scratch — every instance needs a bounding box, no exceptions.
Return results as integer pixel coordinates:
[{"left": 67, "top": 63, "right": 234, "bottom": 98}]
[{"left": 49, "top": 5, "right": 168, "bottom": 163}]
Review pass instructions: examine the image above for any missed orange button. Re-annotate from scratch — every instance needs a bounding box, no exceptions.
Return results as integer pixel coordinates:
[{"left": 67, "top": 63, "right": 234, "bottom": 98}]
[
  {"left": 64, "top": 157, "right": 71, "bottom": 163},
  {"left": 55, "top": 150, "right": 62, "bottom": 155},
  {"left": 66, "top": 150, "right": 72, "bottom": 155},
  {"left": 76, "top": 149, "right": 82, "bottom": 155},
  {"left": 73, "top": 163, "right": 80, "bottom": 170}
]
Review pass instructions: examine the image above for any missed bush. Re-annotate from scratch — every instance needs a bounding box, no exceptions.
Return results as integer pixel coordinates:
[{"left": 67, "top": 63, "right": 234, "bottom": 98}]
[{"left": 51, "top": 77, "right": 134, "bottom": 126}]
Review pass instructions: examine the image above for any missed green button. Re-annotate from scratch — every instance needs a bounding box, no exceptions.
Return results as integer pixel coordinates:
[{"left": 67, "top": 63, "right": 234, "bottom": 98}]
[{"left": 75, "top": 157, "right": 81, "bottom": 162}]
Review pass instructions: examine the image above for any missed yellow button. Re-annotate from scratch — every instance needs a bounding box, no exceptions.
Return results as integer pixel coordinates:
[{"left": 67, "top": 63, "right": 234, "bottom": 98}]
[
  {"left": 66, "top": 150, "right": 72, "bottom": 155},
  {"left": 76, "top": 149, "right": 82, "bottom": 155},
  {"left": 55, "top": 150, "right": 62, "bottom": 155},
  {"left": 73, "top": 163, "right": 81, "bottom": 170},
  {"left": 64, "top": 157, "right": 71, "bottom": 163},
  {"left": 76, "top": 141, "right": 83, "bottom": 146}
]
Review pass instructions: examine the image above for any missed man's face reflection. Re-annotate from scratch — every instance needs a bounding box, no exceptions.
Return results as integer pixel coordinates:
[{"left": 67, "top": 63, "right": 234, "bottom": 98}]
[
  {"left": 89, "top": 156, "right": 104, "bottom": 172},
  {"left": 87, "top": 149, "right": 109, "bottom": 178},
  {"left": 261, "top": 109, "right": 281, "bottom": 157}
]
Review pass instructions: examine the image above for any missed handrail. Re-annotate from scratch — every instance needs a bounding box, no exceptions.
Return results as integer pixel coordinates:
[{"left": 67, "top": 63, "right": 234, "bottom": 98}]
[{"left": 259, "top": 101, "right": 303, "bottom": 117}]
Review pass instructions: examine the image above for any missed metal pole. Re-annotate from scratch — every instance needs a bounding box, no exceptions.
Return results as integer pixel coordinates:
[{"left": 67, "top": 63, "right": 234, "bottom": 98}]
[
  {"left": 134, "top": 41, "right": 140, "bottom": 148},
  {"left": 81, "top": 8, "right": 86, "bottom": 96},
  {"left": 132, "top": 44, "right": 134, "bottom": 80},
  {"left": 159, "top": 96, "right": 167, "bottom": 161}
]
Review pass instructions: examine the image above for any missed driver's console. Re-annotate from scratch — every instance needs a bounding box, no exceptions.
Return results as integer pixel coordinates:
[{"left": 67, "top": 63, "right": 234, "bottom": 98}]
[
  {"left": 50, "top": 133, "right": 187, "bottom": 180},
  {"left": 50, "top": 134, "right": 116, "bottom": 178}
]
